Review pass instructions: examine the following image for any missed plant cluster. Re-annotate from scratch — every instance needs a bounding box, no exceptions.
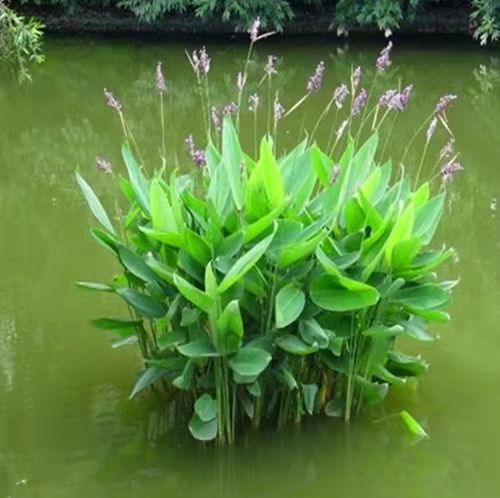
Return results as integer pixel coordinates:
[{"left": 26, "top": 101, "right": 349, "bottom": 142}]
[{"left": 76, "top": 26, "right": 461, "bottom": 444}]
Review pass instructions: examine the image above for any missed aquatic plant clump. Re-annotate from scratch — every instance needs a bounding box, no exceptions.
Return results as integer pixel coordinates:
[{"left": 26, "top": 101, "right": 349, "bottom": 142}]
[{"left": 76, "top": 35, "right": 460, "bottom": 445}]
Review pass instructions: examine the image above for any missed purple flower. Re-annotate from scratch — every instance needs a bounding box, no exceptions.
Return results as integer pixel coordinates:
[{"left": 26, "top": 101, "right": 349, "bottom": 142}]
[
  {"left": 250, "top": 17, "right": 260, "bottom": 42},
  {"left": 104, "top": 88, "right": 121, "bottom": 112},
  {"left": 156, "top": 62, "right": 166, "bottom": 93},
  {"left": 352, "top": 66, "right": 361, "bottom": 91},
  {"left": 379, "top": 89, "right": 398, "bottom": 107},
  {"left": 329, "top": 165, "right": 341, "bottom": 185},
  {"left": 440, "top": 160, "right": 463, "bottom": 183},
  {"left": 223, "top": 102, "right": 238, "bottom": 116},
  {"left": 96, "top": 156, "right": 112, "bottom": 174},
  {"left": 426, "top": 117, "right": 438, "bottom": 144},
  {"left": 185, "top": 135, "right": 206, "bottom": 167},
  {"left": 336, "top": 119, "right": 348, "bottom": 140},
  {"left": 440, "top": 138, "right": 455, "bottom": 159},
  {"left": 192, "top": 47, "right": 211, "bottom": 76},
  {"left": 400, "top": 85, "right": 413, "bottom": 107},
  {"left": 211, "top": 107, "right": 221, "bottom": 131},
  {"left": 307, "top": 61, "right": 325, "bottom": 95},
  {"left": 237, "top": 72, "right": 245, "bottom": 93},
  {"left": 274, "top": 102, "right": 285, "bottom": 122},
  {"left": 265, "top": 55, "right": 278, "bottom": 76},
  {"left": 333, "top": 83, "right": 349, "bottom": 109},
  {"left": 379, "top": 85, "right": 412, "bottom": 112},
  {"left": 249, "top": 93, "right": 260, "bottom": 112},
  {"left": 352, "top": 88, "right": 367, "bottom": 116},
  {"left": 376, "top": 41, "right": 393, "bottom": 72},
  {"left": 435, "top": 94, "right": 457, "bottom": 115}
]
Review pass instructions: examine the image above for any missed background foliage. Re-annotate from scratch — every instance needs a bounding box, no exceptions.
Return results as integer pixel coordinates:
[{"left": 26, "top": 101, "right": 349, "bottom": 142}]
[{"left": 10, "top": 0, "right": 500, "bottom": 44}]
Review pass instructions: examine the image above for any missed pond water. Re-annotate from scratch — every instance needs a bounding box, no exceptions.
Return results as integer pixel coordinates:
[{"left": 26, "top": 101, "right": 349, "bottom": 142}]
[{"left": 1, "top": 35, "right": 500, "bottom": 498}]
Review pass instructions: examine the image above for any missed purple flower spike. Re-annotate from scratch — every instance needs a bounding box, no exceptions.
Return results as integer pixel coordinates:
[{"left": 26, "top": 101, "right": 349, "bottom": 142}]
[
  {"left": 333, "top": 83, "right": 349, "bottom": 109},
  {"left": 185, "top": 135, "right": 206, "bottom": 167},
  {"left": 307, "top": 61, "right": 325, "bottom": 95},
  {"left": 274, "top": 102, "right": 285, "bottom": 122},
  {"left": 223, "top": 102, "right": 238, "bottom": 116},
  {"left": 211, "top": 107, "right": 221, "bottom": 131},
  {"left": 249, "top": 93, "right": 260, "bottom": 112},
  {"left": 352, "top": 88, "right": 367, "bottom": 116},
  {"left": 352, "top": 66, "right": 362, "bottom": 91},
  {"left": 440, "top": 138, "right": 455, "bottom": 159},
  {"left": 435, "top": 94, "right": 457, "bottom": 115},
  {"left": 156, "top": 62, "right": 167, "bottom": 93},
  {"left": 426, "top": 117, "right": 438, "bottom": 144},
  {"left": 96, "top": 156, "right": 112, "bottom": 174},
  {"left": 265, "top": 55, "right": 278, "bottom": 76},
  {"left": 376, "top": 41, "right": 393, "bottom": 72},
  {"left": 104, "top": 88, "right": 121, "bottom": 112},
  {"left": 400, "top": 85, "right": 413, "bottom": 107},
  {"left": 250, "top": 17, "right": 260, "bottom": 42},
  {"left": 440, "top": 160, "right": 463, "bottom": 183},
  {"left": 336, "top": 119, "right": 348, "bottom": 140},
  {"left": 379, "top": 89, "right": 398, "bottom": 107},
  {"left": 192, "top": 47, "right": 211, "bottom": 76}
]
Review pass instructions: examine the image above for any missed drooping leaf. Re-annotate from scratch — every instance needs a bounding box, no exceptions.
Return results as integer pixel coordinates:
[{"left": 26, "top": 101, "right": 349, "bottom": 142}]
[
  {"left": 302, "top": 383, "right": 319, "bottom": 415},
  {"left": 119, "top": 247, "right": 159, "bottom": 283},
  {"left": 298, "top": 319, "right": 329, "bottom": 349},
  {"left": 355, "top": 377, "right": 389, "bottom": 406},
  {"left": 173, "top": 359, "right": 195, "bottom": 390},
  {"left": 140, "top": 227, "right": 183, "bottom": 248},
  {"left": 396, "top": 316, "right": 435, "bottom": 342},
  {"left": 218, "top": 229, "right": 275, "bottom": 294},
  {"left": 400, "top": 410, "right": 428, "bottom": 438},
  {"left": 122, "top": 142, "right": 150, "bottom": 215},
  {"left": 76, "top": 173, "right": 116, "bottom": 234},
  {"left": 275, "top": 284, "right": 306, "bottom": 329},
  {"left": 391, "top": 284, "right": 450, "bottom": 311},
  {"left": 189, "top": 413, "right": 217, "bottom": 441},
  {"left": 116, "top": 288, "right": 167, "bottom": 319},
  {"left": 111, "top": 336, "right": 139, "bottom": 348},
  {"left": 194, "top": 393, "right": 217, "bottom": 422},
  {"left": 413, "top": 194, "right": 445, "bottom": 244},
  {"left": 239, "top": 390, "right": 255, "bottom": 419},
  {"left": 158, "top": 330, "right": 186, "bottom": 350},
  {"left": 129, "top": 367, "right": 165, "bottom": 398},
  {"left": 92, "top": 317, "right": 141, "bottom": 336},
  {"left": 177, "top": 340, "right": 219, "bottom": 358},
  {"left": 280, "top": 367, "right": 298, "bottom": 390},
  {"left": 228, "top": 347, "right": 271, "bottom": 377},
  {"left": 145, "top": 254, "right": 175, "bottom": 285},
  {"left": 276, "top": 335, "right": 318, "bottom": 355},
  {"left": 387, "top": 351, "right": 428, "bottom": 377}
]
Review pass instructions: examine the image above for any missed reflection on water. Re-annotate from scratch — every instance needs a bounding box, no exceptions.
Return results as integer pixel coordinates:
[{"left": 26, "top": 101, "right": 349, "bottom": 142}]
[{"left": 1, "top": 36, "right": 500, "bottom": 498}]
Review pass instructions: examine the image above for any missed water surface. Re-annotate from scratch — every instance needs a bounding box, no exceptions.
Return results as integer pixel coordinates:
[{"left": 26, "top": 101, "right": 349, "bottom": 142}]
[{"left": 1, "top": 36, "right": 499, "bottom": 498}]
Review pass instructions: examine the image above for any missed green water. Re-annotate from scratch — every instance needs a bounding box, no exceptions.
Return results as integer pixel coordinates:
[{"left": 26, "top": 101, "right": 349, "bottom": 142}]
[{"left": 1, "top": 36, "right": 500, "bottom": 498}]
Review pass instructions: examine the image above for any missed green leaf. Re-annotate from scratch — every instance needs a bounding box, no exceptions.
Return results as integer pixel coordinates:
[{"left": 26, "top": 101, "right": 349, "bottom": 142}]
[
  {"left": 177, "top": 340, "right": 219, "bottom": 358},
  {"left": 276, "top": 335, "right": 318, "bottom": 355},
  {"left": 184, "top": 229, "right": 212, "bottom": 266},
  {"left": 391, "top": 284, "right": 450, "bottom": 310},
  {"left": 129, "top": 367, "right": 165, "bottom": 398},
  {"left": 173, "top": 359, "right": 195, "bottom": 390},
  {"left": 76, "top": 173, "right": 116, "bottom": 234},
  {"left": 344, "top": 197, "right": 366, "bottom": 233},
  {"left": 298, "top": 319, "right": 329, "bottom": 349},
  {"left": 140, "top": 227, "right": 183, "bottom": 248},
  {"left": 158, "top": 330, "right": 186, "bottom": 349},
  {"left": 189, "top": 414, "right": 217, "bottom": 441},
  {"left": 116, "top": 288, "right": 167, "bottom": 319},
  {"left": 247, "top": 381, "right": 261, "bottom": 397},
  {"left": 280, "top": 367, "right": 298, "bottom": 390},
  {"left": 111, "top": 336, "right": 138, "bottom": 348},
  {"left": 92, "top": 317, "right": 141, "bottom": 335},
  {"left": 150, "top": 179, "right": 177, "bottom": 232},
  {"left": 122, "top": 142, "right": 150, "bottom": 215},
  {"left": 385, "top": 203, "right": 415, "bottom": 266},
  {"left": 277, "top": 229, "right": 327, "bottom": 268},
  {"left": 228, "top": 347, "right": 271, "bottom": 377},
  {"left": 239, "top": 390, "right": 255, "bottom": 419},
  {"left": 75, "top": 281, "right": 114, "bottom": 292},
  {"left": 310, "top": 275, "right": 380, "bottom": 312},
  {"left": 174, "top": 274, "right": 214, "bottom": 314},
  {"left": 258, "top": 136, "right": 285, "bottom": 209},
  {"left": 181, "top": 307, "right": 201, "bottom": 327},
  {"left": 90, "top": 228, "right": 120, "bottom": 255},
  {"left": 387, "top": 351, "right": 428, "bottom": 377},
  {"left": 222, "top": 117, "right": 244, "bottom": 210},
  {"left": 216, "top": 300, "right": 244, "bottom": 354},
  {"left": 400, "top": 410, "right": 428, "bottom": 438},
  {"left": 397, "top": 317, "right": 435, "bottom": 342},
  {"left": 413, "top": 194, "right": 445, "bottom": 244},
  {"left": 216, "top": 231, "right": 244, "bottom": 259},
  {"left": 355, "top": 377, "right": 389, "bottom": 406},
  {"left": 218, "top": 229, "right": 275, "bottom": 294},
  {"left": 145, "top": 254, "right": 174, "bottom": 285},
  {"left": 119, "top": 247, "right": 159, "bottom": 283},
  {"left": 325, "top": 398, "right": 344, "bottom": 418},
  {"left": 302, "top": 383, "right": 318, "bottom": 415},
  {"left": 275, "top": 284, "right": 306, "bottom": 329},
  {"left": 362, "top": 324, "right": 404, "bottom": 338},
  {"left": 194, "top": 393, "right": 217, "bottom": 422},
  {"left": 244, "top": 204, "right": 286, "bottom": 243}
]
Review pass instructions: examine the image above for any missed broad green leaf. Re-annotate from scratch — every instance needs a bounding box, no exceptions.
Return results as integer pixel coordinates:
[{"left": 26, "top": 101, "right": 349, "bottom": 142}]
[
  {"left": 302, "top": 383, "right": 318, "bottom": 415},
  {"left": 174, "top": 274, "right": 214, "bottom": 314},
  {"left": 344, "top": 197, "right": 366, "bottom": 233},
  {"left": 117, "top": 288, "right": 167, "bottom": 319},
  {"left": 311, "top": 145, "right": 332, "bottom": 187},
  {"left": 355, "top": 377, "right": 389, "bottom": 406},
  {"left": 184, "top": 229, "right": 212, "bottom": 266},
  {"left": 194, "top": 393, "right": 217, "bottom": 422},
  {"left": 181, "top": 307, "right": 201, "bottom": 327},
  {"left": 92, "top": 317, "right": 141, "bottom": 334},
  {"left": 392, "top": 237, "right": 422, "bottom": 270},
  {"left": 398, "top": 248, "right": 455, "bottom": 279},
  {"left": 145, "top": 254, "right": 174, "bottom": 285},
  {"left": 385, "top": 203, "right": 415, "bottom": 266},
  {"left": 90, "top": 228, "right": 120, "bottom": 255},
  {"left": 413, "top": 194, "right": 445, "bottom": 244},
  {"left": 396, "top": 316, "right": 435, "bottom": 342},
  {"left": 374, "top": 365, "right": 407, "bottom": 386},
  {"left": 298, "top": 319, "right": 329, "bottom": 349},
  {"left": 150, "top": 179, "right": 177, "bottom": 232},
  {"left": 158, "top": 330, "right": 186, "bottom": 349},
  {"left": 216, "top": 300, "right": 244, "bottom": 354},
  {"left": 275, "top": 284, "right": 306, "bottom": 329},
  {"left": 76, "top": 173, "right": 116, "bottom": 234},
  {"left": 222, "top": 117, "right": 244, "bottom": 210},
  {"left": 140, "top": 227, "right": 182, "bottom": 248},
  {"left": 189, "top": 414, "right": 217, "bottom": 441},
  {"left": 310, "top": 275, "right": 380, "bottom": 312},
  {"left": 362, "top": 324, "right": 404, "bottom": 338},
  {"left": 247, "top": 381, "right": 261, "bottom": 397},
  {"left": 258, "top": 137, "right": 285, "bottom": 209},
  {"left": 280, "top": 366, "right": 298, "bottom": 390},
  {"left": 119, "top": 247, "right": 159, "bottom": 283},
  {"left": 177, "top": 340, "right": 219, "bottom": 358},
  {"left": 129, "top": 367, "right": 165, "bottom": 398},
  {"left": 239, "top": 390, "right": 255, "bottom": 419},
  {"left": 75, "top": 281, "right": 114, "bottom": 292},
  {"left": 244, "top": 204, "right": 286, "bottom": 244},
  {"left": 391, "top": 284, "right": 450, "bottom": 310},
  {"left": 277, "top": 229, "right": 326, "bottom": 268},
  {"left": 387, "top": 351, "right": 428, "bottom": 377},
  {"left": 400, "top": 410, "right": 428, "bottom": 438},
  {"left": 218, "top": 229, "right": 275, "bottom": 294},
  {"left": 122, "top": 142, "right": 150, "bottom": 215},
  {"left": 228, "top": 347, "right": 272, "bottom": 377},
  {"left": 412, "top": 182, "right": 430, "bottom": 207},
  {"left": 276, "top": 335, "right": 318, "bottom": 355}
]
